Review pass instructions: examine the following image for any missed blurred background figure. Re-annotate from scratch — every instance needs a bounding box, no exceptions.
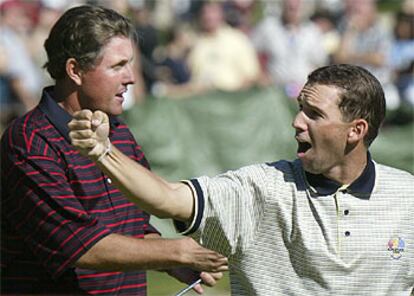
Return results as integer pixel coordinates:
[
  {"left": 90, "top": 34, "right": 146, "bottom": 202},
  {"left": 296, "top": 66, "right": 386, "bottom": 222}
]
[
  {"left": 310, "top": 8, "right": 340, "bottom": 64},
  {"left": 190, "top": 0, "right": 260, "bottom": 91},
  {"left": 390, "top": 0, "right": 414, "bottom": 110},
  {"left": 252, "top": 0, "right": 328, "bottom": 99},
  {"left": 28, "top": 0, "right": 67, "bottom": 88},
  {"left": 0, "top": 0, "right": 43, "bottom": 130},
  {"left": 131, "top": 1, "right": 159, "bottom": 94},
  {"left": 160, "top": 1, "right": 261, "bottom": 97},
  {"left": 152, "top": 24, "right": 194, "bottom": 86},
  {"left": 223, "top": 0, "right": 258, "bottom": 34},
  {"left": 334, "top": 0, "right": 400, "bottom": 110}
]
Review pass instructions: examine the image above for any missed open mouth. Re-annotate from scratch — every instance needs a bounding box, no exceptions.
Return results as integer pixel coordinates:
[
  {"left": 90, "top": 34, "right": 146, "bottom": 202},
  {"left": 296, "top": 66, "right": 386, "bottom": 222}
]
[
  {"left": 297, "top": 142, "right": 312, "bottom": 154},
  {"left": 115, "top": 91, "right": 126, "bottom": 102},
  {"left": 116, "top": 88, "right": 127, "bottom": 98}
]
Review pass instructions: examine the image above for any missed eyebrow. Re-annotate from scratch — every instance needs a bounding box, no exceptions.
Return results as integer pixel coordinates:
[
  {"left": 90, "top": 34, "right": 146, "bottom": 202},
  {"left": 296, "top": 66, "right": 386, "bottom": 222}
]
[
  {"left": 296, "top": 93, "right": 305, "bottom": 103},
  {"left": 298, "top": 92, "right": 326, "bottom": 116}
]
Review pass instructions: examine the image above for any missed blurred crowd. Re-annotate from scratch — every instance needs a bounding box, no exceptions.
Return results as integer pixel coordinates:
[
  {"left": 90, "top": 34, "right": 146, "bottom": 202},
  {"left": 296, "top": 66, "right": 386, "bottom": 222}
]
[{"left": 1, "top": 0, "right": 413, "bottom": 130}]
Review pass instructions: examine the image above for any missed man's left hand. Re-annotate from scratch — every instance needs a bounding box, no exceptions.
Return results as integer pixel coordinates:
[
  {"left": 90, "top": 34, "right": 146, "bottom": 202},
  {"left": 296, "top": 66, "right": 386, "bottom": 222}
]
[{"left": 166, "top": 267, "right": 224, "bottom": 294}]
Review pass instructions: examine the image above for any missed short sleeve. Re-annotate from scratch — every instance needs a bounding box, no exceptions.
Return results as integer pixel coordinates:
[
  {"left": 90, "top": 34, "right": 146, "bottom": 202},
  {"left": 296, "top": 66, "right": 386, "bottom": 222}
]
[
  {"left": 2, "top": 142, "right": 111, "bottom": 279},
  {"left": 175, "top": 165, "right": 269, "bottom": 257}
]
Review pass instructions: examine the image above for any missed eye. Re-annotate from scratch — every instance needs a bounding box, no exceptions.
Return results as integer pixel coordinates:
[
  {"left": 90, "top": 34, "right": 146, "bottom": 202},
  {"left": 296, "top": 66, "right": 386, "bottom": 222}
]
[
  {"left": 303, "top": 106, "right": 321, "bottom": 119},
  {"left": 112, "top": 60, "right": 128, "bottom": 70}
]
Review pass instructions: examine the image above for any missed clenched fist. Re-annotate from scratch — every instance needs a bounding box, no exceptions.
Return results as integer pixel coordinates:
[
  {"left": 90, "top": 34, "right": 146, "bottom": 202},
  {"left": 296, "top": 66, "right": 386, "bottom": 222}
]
[{"left": 68, "top": 110, "right": 111, "bottom": 162}]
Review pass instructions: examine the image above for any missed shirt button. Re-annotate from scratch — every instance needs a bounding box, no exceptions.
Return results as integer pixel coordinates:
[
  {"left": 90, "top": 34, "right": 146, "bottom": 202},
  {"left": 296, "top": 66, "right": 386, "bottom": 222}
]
[
  {"left": 107, "top": 178, "right": 112, "bottom": 184},
  {"left": 344, "top": 209, "right": 349, "bottom": 216},
  {"left": 345, "top": 231, "right": 351, "bottom": 237}
]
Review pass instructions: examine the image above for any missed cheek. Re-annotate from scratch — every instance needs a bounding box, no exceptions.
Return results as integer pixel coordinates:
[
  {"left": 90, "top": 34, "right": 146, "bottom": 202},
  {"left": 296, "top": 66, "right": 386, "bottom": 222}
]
[
  {"left": 87, "top": 78, "right": 115, "bottom": 98},
  {"left": 85, "top": 70, "right": 117, "bottom": 90},
  {"left": 312, "top": 126, "right": 343, "bottom": 149},
  {"left": 321, "top": 128, "right": 348, "bottom": 152}
]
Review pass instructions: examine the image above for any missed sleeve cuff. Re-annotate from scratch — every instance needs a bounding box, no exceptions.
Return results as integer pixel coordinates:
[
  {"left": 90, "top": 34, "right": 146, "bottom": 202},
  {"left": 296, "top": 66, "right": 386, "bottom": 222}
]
[
  {"left": 173, "top": 179, "right": 204, "bottom": 235},
  {"left": 51, "top": 220, "right": 112, "bottom": 279}
]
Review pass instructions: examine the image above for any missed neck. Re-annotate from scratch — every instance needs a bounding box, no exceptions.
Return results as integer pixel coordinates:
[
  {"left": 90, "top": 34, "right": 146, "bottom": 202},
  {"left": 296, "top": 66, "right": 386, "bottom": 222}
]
[
  {"left": 323, "top": 145, "right": 368, "bottom": 185},
  {"left": 54, "top": 80, "right": 81, "bottom": 116}
]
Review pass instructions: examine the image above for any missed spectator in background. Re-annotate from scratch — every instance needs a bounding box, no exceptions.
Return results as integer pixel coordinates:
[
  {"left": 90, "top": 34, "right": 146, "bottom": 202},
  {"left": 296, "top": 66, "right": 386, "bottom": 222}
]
[
  {"left": 152, "top": 24, "right": 194, "bottom": 86},
  {"left": 0, "top": 0, "right": 43, "bottom": 128},
  {"left": 334, "top": 0, "right": 400, "bottom": 110},
  {"left": 310, "top": 8, "right": 340, "bottom": 64},
  {"left": 251, "top": 0, "right": 328, "bottom": 99},
  {"left": 28, "top": 0, "right": 67, "bottom": 89},
  {"left": 223, "top": 0, "right": 258, "bottom": 34},
  {"left": 189, "top": 1, "right": 260, "bottom": 91},
  {"left": 131, "top": 2, "right": 160, "bottom": 94},
  {"left": 156, "top": 1, "right": 261, "bottom": 98},
  {"left": 390, "top": 5, "right": 414, "bottom": 108}
]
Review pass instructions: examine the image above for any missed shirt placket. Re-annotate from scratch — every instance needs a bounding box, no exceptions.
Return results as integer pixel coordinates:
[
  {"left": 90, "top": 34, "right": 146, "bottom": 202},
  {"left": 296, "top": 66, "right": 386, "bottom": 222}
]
[{"left": 333, "top": 185, "right": 349, "bottom": 256}]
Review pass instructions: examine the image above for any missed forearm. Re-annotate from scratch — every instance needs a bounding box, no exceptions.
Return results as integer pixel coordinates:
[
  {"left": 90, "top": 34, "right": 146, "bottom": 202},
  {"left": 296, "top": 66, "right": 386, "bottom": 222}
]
[
  {"left": 76, "top": 234, "right": 199, "bottom": 271},
  {"left": 98, "top": 144, "right": 193, "bottom": 221},
  {"left": 68, "top": 110, "right": 194, "bottom": 221}
]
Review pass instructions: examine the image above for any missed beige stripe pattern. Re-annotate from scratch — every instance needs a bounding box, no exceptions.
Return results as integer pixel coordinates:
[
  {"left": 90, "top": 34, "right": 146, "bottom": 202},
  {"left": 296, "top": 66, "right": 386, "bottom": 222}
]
[{"left": 181, "top": 160, "right": 414, "bottom": 295}]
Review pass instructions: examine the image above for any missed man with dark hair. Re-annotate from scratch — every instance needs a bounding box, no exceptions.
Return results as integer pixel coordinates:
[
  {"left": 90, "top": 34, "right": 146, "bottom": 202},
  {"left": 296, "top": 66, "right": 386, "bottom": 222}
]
[
  {"left": 69, "top": 64, "right": 413, "bottom": 295},
  {"left": 0, "top": 5, "right": 227, "bottom": 295}
]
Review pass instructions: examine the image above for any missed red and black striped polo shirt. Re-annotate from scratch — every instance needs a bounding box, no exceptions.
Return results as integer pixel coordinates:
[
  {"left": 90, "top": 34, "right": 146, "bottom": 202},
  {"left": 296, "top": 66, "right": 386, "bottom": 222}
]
[{"left": 1, "top": 87, "right": 158, "bottom": 295}]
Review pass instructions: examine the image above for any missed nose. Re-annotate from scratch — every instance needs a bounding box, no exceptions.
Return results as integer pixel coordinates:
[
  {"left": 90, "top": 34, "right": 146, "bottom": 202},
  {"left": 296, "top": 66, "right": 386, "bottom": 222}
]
[
  {"left": 292, "top": 111, "right": 306, "bottom": 132},
  {"left": 123, "top": 63, "right": 135, "bottom": 85}
]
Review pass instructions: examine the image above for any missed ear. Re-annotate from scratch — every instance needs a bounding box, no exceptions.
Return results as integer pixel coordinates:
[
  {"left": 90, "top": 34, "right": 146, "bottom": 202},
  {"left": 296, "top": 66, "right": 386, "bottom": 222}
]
[
  {"left": 347, "top": 119, "right": 368, "bottom": 144},
  {"left": 66, "top": 58, "right": 83, "bottom": 86}
]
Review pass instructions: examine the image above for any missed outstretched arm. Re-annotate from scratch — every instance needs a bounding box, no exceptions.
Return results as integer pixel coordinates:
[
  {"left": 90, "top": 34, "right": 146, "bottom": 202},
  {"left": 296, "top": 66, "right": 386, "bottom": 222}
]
[
  {"left": 75, "top": 234, "right": 226, "bottom": 273},
  {"left": 68, "top": 109, "right": 193, "bottom": 222}
]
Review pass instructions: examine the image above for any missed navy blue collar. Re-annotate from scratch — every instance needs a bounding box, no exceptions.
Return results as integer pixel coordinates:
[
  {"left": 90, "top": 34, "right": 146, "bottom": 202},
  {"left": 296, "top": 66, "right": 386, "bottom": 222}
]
[
  {"left": 38, "top": 86, "right": 120, "bottom": 142},
  {"left": 304, "top": 153, "right": 375, "bottom": 198}
]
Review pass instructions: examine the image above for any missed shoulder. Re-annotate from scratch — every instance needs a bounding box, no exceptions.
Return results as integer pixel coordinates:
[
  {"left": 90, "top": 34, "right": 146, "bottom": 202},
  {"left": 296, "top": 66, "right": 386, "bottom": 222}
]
[
  {"left": 375, "top": 162, "right": 413, "bottom": 178},
  {"left": 302, "top": 21, "right": 323, "bottom": 37},
  {"left": 219, "top": 26, "right": 250, "bottom": 43},
  {"left": 265, "top": 159, "right": 300, "bottom": 177},
  {"left": 374, "top": 162, "right": 414, "bottom": 190},
  {"left": 1, "top": 108, "right": 51, "bottom": 154},
  {"left": 254, "top": 16, "right": 281, "bottom": 33},
  {"left": 1, "top": 108, "right": 65, "bottom": 176},
  {"left": 224, "top": 159, "right": 299, "bottom": 186}
]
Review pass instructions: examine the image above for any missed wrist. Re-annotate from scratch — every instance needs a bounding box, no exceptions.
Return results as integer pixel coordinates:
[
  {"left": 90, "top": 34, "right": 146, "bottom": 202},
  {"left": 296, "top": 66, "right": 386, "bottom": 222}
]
[{"left": 96, "top": 140, "right": 111, "bottom": 163}]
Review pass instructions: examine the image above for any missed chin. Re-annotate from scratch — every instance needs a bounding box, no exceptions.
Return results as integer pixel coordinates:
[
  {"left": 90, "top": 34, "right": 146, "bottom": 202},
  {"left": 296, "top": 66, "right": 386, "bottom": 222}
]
[
  {"left": 300, "top": 159, "right": 322, "bottom": 174},
  {"left": 109, "top": 106, "right": 124, "bottom": 116}
]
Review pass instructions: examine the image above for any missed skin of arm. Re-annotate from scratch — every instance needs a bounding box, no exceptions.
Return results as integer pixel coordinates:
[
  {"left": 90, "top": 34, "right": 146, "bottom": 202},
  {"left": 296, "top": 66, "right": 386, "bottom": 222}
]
[
  {"left": 75, "top": 233, "right": 226, "bottom": 294},
  {"left": 69, "top": 110, "right": 228, "bottom": 292},
  {"left": 75, "top": 233, "right": 227, "bottom": 273},
  {"left": 68, "top": 110, "right": 194, "bottom": 222}
]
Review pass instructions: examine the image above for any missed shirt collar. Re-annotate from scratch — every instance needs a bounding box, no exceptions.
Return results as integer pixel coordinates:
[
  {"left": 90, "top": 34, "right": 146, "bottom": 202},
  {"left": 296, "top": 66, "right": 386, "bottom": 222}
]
[
  {"left": 304, "top": 153, "right": 375, "bottom": 198},
  {"left": 38, "top": 86, "right": 120, "bottom": 142}
]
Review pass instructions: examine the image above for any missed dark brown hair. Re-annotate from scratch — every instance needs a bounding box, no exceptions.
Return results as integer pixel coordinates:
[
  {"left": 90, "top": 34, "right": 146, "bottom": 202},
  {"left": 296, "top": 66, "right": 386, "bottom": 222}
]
[
  {"left": 307, "top": 64, "right": 386, "bottom": 146},
  {"left": 44, "top": 5, "right": 134, "bottom": 80}
]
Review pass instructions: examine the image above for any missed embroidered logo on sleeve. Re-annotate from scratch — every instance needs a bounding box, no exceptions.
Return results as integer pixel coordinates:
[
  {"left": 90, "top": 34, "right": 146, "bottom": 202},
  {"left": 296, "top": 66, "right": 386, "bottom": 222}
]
[{"left": 387, "top": 237, "right": 405, "bottom": 259}]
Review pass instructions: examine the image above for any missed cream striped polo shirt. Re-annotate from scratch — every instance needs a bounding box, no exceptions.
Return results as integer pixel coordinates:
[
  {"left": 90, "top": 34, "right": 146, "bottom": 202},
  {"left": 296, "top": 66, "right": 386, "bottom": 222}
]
[{"left": 176, "top": 158, "right": 414, "bottom": 295}]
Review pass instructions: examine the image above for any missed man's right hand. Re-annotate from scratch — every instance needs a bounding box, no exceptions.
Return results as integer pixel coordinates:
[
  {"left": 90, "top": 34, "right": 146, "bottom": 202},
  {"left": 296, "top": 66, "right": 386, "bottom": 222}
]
[
  {"left": 68, "top": 110, "right": 111, "bottom": 162},
  {"left": 177, "top": 237, "right": 228, "bottom": 273}
]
